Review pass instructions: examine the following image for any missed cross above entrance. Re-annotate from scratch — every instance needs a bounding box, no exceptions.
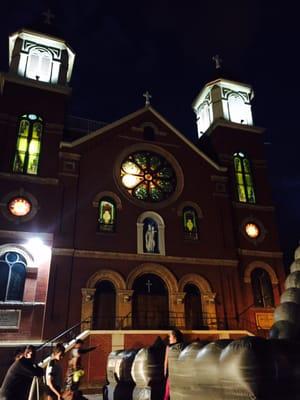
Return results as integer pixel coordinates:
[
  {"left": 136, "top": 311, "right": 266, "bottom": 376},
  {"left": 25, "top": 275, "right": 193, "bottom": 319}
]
[{"left": 146, "top": 279, "right": 152, "bottom": 293}]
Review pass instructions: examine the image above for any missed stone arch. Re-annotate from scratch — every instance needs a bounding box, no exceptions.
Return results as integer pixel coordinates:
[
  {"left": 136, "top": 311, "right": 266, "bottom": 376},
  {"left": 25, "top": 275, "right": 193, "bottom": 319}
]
[
  {"left": 86, "top": 269, "right": 126, "bottom": 290},
  {"left": 178, "top": 273, "right": 213, "bottom": 294},
  {"left": 81, "top": 270, "right": 126, "bottom": 330},
  {"left": 244, "top": 261, "right": 278, "bottom": 285},
  {"left": 92, "top": 191, "right": 122, "bottom": 210},
  {"left": 178, "top": 273, "right": 217, "bottom": 329},
  {"left": 177, "top": 202, "right": 203, "bottom": 218},
  {"left": 127, "top": 263, "right": 178, "bottom": 294},
  {"left": 0, "top": 244, "right": 34, "bottom": 268}
]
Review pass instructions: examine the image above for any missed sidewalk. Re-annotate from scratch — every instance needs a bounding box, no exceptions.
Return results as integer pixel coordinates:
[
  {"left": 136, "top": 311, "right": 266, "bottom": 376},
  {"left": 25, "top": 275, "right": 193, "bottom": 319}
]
[{"left": 85, "top": 395, "right": 103, "bottom": 400}]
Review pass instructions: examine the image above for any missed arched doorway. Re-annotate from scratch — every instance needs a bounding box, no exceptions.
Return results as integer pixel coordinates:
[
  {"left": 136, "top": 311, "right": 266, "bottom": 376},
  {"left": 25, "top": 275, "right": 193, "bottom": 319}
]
[
  {"left": 132, "top": 273, "right": 169, "bottom": 329},
  {"left": 184, "top": 283, "right": 204, "bottom": 329},
  {"left": 93, "top": 280, "right": 116, "bottom": 329}
]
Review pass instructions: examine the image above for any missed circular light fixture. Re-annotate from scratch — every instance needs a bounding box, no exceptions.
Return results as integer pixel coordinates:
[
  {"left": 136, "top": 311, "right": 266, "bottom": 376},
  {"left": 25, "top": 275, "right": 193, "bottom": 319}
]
[
  {"left": 8, "top": 197, "right": 32, "bottom": 217},
  {"left": 245, "top": 222, "right": 260, "bottom": 239}
]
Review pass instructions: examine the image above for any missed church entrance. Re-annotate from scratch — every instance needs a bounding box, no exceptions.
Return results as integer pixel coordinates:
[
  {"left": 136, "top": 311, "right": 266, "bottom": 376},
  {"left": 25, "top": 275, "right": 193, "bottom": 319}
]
[
  {"left": 92, "top": 280, "right": 116, "bottom": 329},
  {"left": 132, "top": 273, "right": 169, "bottom": 329},
  {"left": 184, "top": 284, "right": 204, "bottom": 329}
]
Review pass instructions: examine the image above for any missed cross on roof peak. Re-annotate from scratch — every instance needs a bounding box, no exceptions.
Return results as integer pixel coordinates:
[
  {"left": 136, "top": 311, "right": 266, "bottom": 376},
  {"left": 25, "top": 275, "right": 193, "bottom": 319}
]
[
  {"left": 143, "top": 91, "right": 152, "bottom": 107},
  {"left": 212, "top": 54, "right": 222, "bottom": 70},
  {"left": 42, "top": 8, "right": 55, "bottom": 25}
]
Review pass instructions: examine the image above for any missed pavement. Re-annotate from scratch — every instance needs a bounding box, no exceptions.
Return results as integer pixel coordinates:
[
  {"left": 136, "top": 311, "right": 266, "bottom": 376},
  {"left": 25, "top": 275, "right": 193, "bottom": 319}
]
[{"left": 84, "top": 395, "right": 103, "bottom": 400}]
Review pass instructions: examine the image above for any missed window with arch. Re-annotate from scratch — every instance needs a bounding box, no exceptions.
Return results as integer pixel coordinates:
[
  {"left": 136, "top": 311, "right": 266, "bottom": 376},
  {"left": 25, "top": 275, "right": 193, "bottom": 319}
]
[
  {"left": 183, "top": 207, "right": 198, "bottom": 240},
  {"left": 13, "top": 114, "right": 43, "bottom": 175},
  {"left": 251, "top": 268, "right": 274, "bottom": 308},
  {"left": 26, "top": 47, "right": 52, "bottom": 82},
  {"left": 0, "top": 252, "right": 26, "bottom": 301},
  {"left": 228, "top": 93, "right": 246, "bottom": 123},
  {"left": 98, "top": 198, "right": 116, "bottom": 232},
  {"left": 137, "top": 212, "right": 166, "bottom": 255},
  {"left": 196, "top": 101, "right": 211, "bottom": 134},
  {"left": 233, "top": 152, "right": 256, "bottom": 203}
]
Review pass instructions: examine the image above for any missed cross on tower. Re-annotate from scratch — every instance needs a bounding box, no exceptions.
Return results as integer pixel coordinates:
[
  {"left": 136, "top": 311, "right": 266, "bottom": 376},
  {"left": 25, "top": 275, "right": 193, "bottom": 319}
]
[
  {"left": 145, "top": 279, "right": 152, "bottom": 293},
  {"left": 42, "top": 9, "right": 55, "bottom": 25},
  {"left": 143, "top": 91, "right": 152, "bottom": 107},
  {"left": 212, "top": 54, "right": 222, "bottom": 70}
]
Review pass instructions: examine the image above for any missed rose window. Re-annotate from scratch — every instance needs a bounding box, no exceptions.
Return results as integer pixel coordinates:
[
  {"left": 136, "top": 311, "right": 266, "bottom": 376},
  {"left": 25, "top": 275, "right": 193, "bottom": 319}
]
[
  {"left": 8, "top": 197, "right": 32, "bottom": 216},
  {"left": 120, "top": 151, "right": 176, "bottom": 202}
]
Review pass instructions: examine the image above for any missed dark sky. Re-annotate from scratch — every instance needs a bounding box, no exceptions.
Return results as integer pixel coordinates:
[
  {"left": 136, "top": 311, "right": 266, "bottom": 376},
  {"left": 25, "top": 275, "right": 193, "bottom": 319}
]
[{"left": 0, "top": 1, "right": 299, "bottom": 267}]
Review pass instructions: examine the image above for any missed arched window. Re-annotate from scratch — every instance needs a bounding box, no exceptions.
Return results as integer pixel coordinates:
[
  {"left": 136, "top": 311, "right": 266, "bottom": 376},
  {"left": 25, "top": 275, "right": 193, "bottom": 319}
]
[
  {"left": 233, "top": 152, "right": 256, "bottom": 203},
  {"left": 0, "top": 252, "right": 26, "bottom": 301},
  {"left": 98, "top": 198, "right": 116, "bottom": 232},
  {"left": 26, "top": 48, "right": 52, "bottom": 82},
  {"left": 13, "top": 114, "right": 43, "bottom": 175},
  {"left": 183, "top": 207, "right": 198, "bottom": 240},
  {"left": 137, "top": 212, "right": 166, "bottom": 255},
  {"left": 251, "top": 268, "right": 274, "bottom": 308},
  {"left": 228, "top": 93, "right": 246, "bottom": 124}
]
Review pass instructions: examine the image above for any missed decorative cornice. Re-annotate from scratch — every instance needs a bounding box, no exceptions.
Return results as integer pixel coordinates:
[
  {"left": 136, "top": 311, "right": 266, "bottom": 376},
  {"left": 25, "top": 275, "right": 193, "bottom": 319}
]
[
  {"left": 0, "top": 172, "right": 59, "bottom": 186},
  {"left": 0, "top": 72, "right": 72, "bottom": 96},
  {"left": 238, "top": 248, "right": 283, "bottom": 258},
  {"left": 59, "top": 152, "right": 81, "bottom": 160},
  {"left": 0, "top": 230, "right": 53, "bottom": 241},
  {"left": 232, "top": 202, "right": 275, "bottom": 211},
  {"left": 52, "top": 248, "right": 238, "bottom": 267}
]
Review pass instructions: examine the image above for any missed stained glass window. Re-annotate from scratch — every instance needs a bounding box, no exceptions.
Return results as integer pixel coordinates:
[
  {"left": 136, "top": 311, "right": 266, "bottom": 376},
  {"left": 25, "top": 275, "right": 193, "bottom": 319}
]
[
  {"left": 233, "top": 152, "right": 256, "bottom": 203},
  {"left": 251, "top": 268, "right": 274, "bottom": 308},
  {"left": 183, "top": 207, "right": 198, "bottom": 240},
  {"left": 0, "top": 252, "right": 26, "bottom": 301},
  {"left": 98, "top": 198, "right": 116, "bottom": 232},
  {"left": 13, "top": 114, "right": 43, "bottom": 175},
  {"left": 121, "top": 151, "right": 176, "bottom": 202}
]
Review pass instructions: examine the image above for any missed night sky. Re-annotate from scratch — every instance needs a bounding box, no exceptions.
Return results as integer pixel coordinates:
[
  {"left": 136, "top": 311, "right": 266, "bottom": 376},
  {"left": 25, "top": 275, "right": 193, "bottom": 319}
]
[{"left": 0, "top": 1, "right": 299, "bottom": 267}]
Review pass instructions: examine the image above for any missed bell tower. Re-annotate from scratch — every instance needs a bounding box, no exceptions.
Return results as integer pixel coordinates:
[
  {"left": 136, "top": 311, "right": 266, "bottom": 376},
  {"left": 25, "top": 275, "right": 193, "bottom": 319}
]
[{"left": 192, "top": 55, "right": 254, "bottom": 138}]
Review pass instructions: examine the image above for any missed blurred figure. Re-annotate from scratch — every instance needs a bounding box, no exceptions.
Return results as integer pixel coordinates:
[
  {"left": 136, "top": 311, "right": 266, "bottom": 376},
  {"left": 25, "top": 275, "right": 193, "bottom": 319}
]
[
  {"left": 45, "top": 343, "right": 65, "bottom": 400},
  {"left": 0, "top": 345, "right": 43, "bottom": 400},
  {"left": 64, "top": 339, "right": 96, "bottom": 399},
  {"left": 164, "top": 329, "right": 184, "bottom": 400}
]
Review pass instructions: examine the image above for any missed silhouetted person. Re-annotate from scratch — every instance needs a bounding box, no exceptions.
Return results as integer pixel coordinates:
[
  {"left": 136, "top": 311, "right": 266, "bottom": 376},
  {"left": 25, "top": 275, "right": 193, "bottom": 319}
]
[
  {"left": 45, "top": 343, "right": 65, "bottom": 400},
  {"left": 0, "top": 345, "right": 43, "bottom": 400}
]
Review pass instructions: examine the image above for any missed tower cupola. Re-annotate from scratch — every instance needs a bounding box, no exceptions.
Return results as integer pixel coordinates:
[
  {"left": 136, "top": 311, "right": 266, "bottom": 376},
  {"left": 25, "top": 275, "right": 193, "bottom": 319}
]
[
  {"left": 192, "top": 55, "right": 254, "bottom": 138},
  {"left": 8, "top": 23, "right": 75, "bottom": 86}
]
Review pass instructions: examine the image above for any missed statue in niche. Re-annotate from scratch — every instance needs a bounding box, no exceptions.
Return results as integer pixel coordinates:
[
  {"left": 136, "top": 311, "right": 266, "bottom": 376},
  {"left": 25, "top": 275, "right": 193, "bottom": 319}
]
[{"left": 145, "top": 224, "right": 155, "bottom": 252}]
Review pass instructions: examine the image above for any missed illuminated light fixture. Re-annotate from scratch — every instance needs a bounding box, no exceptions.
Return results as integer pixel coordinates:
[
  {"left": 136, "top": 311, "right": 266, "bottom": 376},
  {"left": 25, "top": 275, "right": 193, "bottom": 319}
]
[
  {"left": 24, "top": 237, "right": 51, "bottom": 263},
  {"left": 245, "top": 223, "right": 260, "bottom": 239},
  {"left": 8, "top": 197, "right": 31, "bottom": 216}
]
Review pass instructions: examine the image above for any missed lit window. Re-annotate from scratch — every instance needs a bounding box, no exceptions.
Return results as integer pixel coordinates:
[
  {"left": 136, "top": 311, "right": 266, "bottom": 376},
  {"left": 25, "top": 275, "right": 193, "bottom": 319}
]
[
  {"left": 233, "top": 152, "right": 256, "bottom": 203},
  {"left": 251, "top": 268, "right": 274, "bottom": 308},
  {"left": 121, "top": 152, "right": 176, "bottom": 202},
  {"left": 245, "top": 223, "right": 260, "bottom": 239},
  {"left": 13, "top": 114, "right": 43, "bottom": 175},
  {"left": 228, "top": 93, "right": 246, "bottom": 124},
  {"left": 98, "top": 198, "right": 116, "bottom": 232},
  {"left": 26, "top": 48, "right": 52, "bottom": 82},
  {"left": 8, "top": 197, "right": 31, "bottom": 217},
  {"left": 197, "top": 101, "right": 211, "bottom": 134},
  {"left": 183, "top": 207, "right": 198, "bottom": 240},
  {"left": 0, "top": 252, "right": 26, "bottom": 301}
]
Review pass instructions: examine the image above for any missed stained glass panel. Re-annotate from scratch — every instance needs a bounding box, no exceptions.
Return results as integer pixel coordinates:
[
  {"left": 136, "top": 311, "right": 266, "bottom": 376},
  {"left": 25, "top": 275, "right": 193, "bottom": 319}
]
[
  {"left": 233, "top": 153, "right": 256, "bottom": 204},
  {"left": 120, "top": 151, "right": 176, "bottom": 202}
]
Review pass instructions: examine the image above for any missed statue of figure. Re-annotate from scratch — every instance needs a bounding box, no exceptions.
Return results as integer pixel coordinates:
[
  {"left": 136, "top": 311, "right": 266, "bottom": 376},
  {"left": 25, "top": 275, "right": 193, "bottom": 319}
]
[{"left": 145, "top": 224, "right": 156, "bottom": 252}]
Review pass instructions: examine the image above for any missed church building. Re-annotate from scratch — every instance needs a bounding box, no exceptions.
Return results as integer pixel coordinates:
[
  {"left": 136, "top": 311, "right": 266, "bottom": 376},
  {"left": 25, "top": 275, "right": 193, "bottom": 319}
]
[{"left": 0, "top": 20, "right": 285, "bottom": 343}]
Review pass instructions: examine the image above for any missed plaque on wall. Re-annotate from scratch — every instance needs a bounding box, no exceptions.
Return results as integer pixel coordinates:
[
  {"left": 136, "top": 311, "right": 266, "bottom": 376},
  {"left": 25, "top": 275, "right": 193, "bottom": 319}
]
[
  {"left": 255, "top": 312, "right": 274, "bottom": 330},
  {"left": 0, "top": 309, "right": 21, "bottom": 329}
]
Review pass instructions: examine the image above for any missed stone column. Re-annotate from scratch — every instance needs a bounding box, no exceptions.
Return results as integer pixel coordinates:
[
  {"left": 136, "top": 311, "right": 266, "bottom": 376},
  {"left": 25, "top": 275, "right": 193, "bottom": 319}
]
[
  {"left": 81, "top": 288, "right": 96, "bottom": 331},
  {"left": 116, "top": 289, "right": 134, "bottom": 329},
  {"left": 169, "top": 292, "right": 186, "bottom": 328},
  {"left": 202, "top": 292, "right": 217, "bottom": 329}
]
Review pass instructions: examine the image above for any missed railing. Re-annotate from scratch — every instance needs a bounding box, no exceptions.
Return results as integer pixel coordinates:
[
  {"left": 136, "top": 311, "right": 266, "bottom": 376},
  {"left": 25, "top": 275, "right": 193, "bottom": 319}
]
[
  {"left": 93, "top": 312, "right": 268, "bottom": 337},
  {"left": 35, "top": 318, "right": 91, "bottom": 363}
]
